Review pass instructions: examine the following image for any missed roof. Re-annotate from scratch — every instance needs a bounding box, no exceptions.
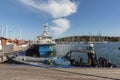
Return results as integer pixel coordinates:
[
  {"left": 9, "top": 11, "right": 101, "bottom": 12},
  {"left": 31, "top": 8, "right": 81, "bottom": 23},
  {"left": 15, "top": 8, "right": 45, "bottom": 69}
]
[
  {"left": 41, "top": 31, "right": 52, "bottom": 37},
  {"left": 0, "top": 37, "right": 8, "bottom": 40}
]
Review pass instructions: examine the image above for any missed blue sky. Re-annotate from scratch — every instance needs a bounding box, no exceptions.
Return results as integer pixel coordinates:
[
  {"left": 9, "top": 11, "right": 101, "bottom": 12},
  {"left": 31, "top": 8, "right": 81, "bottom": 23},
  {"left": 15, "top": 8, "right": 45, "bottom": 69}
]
[{"left": 0, "top": 0, "right": 120, "bottom": 40}]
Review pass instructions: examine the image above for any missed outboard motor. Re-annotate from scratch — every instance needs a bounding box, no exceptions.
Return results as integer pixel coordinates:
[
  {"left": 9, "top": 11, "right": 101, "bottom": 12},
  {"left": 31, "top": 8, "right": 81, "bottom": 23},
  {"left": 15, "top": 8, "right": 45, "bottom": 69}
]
[
  {"left": 87, "top": 43, "right": 97, "bottom": 67},
  {"left": 118, "top": 47, "right": 120, "bottom": 50},
  {"left": 98, "top": 57, "right": 117, "bottom": 68}
]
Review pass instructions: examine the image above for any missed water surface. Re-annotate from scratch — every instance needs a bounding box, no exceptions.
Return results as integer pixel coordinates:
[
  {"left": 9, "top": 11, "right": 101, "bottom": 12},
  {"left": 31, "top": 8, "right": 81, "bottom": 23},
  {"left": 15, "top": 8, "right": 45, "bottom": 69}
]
[{"left": 55, "top": 42, "right": 120, "bottom": 67}]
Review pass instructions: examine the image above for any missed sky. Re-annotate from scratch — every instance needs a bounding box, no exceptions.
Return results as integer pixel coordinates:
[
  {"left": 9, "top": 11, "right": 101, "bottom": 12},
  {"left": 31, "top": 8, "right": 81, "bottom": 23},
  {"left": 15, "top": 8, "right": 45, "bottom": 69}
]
[{"left": 0, "top": 0, "right": 120, "bottom": 40}]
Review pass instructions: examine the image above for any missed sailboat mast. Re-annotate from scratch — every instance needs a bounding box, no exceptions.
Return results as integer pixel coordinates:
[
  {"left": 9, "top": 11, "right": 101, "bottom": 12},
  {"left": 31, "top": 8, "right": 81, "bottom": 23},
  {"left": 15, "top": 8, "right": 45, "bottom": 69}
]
[
  {"left": 19, "top": 28, "right": 22, "bottom": 40},
  {"left": 5, "top": 24, "right": 8, "bottom": 38}
]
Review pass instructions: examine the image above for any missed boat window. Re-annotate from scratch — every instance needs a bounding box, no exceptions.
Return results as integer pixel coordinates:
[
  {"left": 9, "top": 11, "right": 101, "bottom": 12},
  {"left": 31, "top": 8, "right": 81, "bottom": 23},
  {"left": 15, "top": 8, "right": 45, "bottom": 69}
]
[
  {"left": 47, "top": 37, "right": 52, "bottom": 39},
  {"left": 42, "top": 37, "right": 46, "bottom": 39},
  {"left": 67, "top": 52, "right": 71, "bottom": 57},
  {"left": 70, "top": 52, "right": 88, "bottom": 63}
]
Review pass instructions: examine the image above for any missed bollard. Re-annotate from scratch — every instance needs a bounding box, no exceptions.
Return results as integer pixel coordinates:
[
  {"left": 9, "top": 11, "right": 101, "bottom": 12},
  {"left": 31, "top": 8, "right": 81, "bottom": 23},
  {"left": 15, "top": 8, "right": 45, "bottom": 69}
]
[
  {"left": 0, "top": 57, "right": 2, "bottom": 63},
  {"left": 2, "top": 56, "right": 7, "bottom": 62}
]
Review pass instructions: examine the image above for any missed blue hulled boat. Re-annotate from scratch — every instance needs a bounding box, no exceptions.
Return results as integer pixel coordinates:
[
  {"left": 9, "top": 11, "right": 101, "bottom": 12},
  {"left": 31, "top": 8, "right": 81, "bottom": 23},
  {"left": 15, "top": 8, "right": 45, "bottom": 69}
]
[
  {"left": 37, "top": 23, "right": 56, "bottom": 57},
  {"left": 6, "top": 24, "right": 71, "bottom": 67}
]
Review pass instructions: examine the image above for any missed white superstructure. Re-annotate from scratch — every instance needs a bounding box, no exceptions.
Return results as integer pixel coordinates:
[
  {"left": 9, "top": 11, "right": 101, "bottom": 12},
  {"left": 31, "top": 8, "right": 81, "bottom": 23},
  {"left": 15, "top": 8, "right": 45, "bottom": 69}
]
[{"left": 37, "top": 23, "right": 56, "bottom": 45}]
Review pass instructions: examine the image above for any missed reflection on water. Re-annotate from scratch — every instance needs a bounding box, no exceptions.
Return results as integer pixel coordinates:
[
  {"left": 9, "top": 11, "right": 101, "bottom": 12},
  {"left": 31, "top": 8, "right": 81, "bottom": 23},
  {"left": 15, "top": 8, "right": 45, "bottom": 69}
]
[{"left": 55, "top": 42, "right": 120, "bottom": 67}]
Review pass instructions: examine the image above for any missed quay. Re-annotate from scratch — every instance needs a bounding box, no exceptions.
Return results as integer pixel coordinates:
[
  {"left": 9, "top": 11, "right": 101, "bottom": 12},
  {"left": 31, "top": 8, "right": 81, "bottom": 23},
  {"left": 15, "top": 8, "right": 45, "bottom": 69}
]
[
  {"left": 0, "top": 45, "right": 119, "bottom": 80},
  {"left": 0, "top": 46, "right": 27, "bottom": 63},
  {"left": 0, "top": 64, "right": 120, "bottom": 80}
]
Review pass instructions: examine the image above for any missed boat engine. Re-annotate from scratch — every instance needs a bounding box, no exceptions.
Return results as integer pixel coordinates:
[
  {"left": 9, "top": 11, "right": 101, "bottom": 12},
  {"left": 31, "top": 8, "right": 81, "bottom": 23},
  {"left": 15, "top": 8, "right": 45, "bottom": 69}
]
[{"left": 98, "top": 57, "right": 116, "bottom": 68}]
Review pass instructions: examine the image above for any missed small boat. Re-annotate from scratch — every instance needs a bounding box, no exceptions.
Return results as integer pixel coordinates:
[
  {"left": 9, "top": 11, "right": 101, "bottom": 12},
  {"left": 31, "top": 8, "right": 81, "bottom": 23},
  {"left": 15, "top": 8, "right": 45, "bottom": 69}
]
[
  {"left": 7, "top": 53, "right": 71, "bottom": 68},
  {"left": 7, "top": 56, "right": 51, "bottom": 68},
  {"left": 64, "top": 44, "right": 116, "bottom": 67}
]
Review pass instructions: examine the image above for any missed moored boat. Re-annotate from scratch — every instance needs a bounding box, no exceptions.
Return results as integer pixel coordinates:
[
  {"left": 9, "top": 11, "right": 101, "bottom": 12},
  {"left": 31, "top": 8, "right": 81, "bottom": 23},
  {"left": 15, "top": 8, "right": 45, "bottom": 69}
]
[
  {"left": 37, "top": 23, "right": 56, "bottom": 57},
  {"left": 6, "top": 43, "right": 116, "bottom": 68},
  {"left": 64, "top": 43, "right": 116, "bottom": 67}
]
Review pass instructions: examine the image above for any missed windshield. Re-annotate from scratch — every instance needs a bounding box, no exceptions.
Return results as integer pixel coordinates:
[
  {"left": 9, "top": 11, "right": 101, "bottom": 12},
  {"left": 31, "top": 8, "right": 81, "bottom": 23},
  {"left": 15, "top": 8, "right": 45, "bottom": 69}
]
[{"left": 70, "top": 52, "right": 88, "bottom": 63}]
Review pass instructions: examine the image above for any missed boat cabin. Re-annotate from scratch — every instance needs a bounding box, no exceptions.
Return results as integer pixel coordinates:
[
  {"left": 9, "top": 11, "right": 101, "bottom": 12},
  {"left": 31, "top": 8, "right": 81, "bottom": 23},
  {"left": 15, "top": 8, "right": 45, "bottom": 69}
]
[
  {"left": 37, "top": 23, "right": 56, "bottom": 45},
  {"left": 65, "top": 49, "right": 98, "bottom": 67}
]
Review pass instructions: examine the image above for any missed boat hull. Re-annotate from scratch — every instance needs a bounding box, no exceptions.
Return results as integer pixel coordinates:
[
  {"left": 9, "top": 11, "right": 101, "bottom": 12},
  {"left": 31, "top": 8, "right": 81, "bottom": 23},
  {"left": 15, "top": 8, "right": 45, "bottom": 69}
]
[{"left": 39, "top": 44, "right": 55, "bottom": 57}]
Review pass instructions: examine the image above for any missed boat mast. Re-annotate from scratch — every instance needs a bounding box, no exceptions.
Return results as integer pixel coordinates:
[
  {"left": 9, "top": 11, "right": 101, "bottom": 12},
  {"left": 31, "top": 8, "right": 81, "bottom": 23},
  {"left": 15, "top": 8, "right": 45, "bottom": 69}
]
[
  {"left": 89, "top": 32, "right": 92, "bottom": 43},
  {"left": 2, "top": 25, "right": 6, "bottom": 38},
  {"left": 44, "top": 23, "right": 48, "bottom": 32},
  {"left": 0, "top": 24, "right": 4, "bottom": 37},
  {"left": 5, "top": 24, "right": 8, "bottom": 38},
  {"left": 19, "top": 27, "right": 22, "bottom": 40}
]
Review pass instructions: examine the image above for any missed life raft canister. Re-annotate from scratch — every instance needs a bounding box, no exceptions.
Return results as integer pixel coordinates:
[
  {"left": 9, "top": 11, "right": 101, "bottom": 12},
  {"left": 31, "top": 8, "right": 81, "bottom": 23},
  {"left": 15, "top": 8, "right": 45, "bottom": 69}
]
[{"left": 48, "top": 59, "right": 54, "bottom": 66}]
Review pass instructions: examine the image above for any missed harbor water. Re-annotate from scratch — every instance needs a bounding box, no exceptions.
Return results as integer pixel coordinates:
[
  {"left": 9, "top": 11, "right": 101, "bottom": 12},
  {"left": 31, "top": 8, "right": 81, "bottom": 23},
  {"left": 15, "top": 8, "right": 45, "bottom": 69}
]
[{"left": 55, "top": 42, "right": 120, "bottom": 67}]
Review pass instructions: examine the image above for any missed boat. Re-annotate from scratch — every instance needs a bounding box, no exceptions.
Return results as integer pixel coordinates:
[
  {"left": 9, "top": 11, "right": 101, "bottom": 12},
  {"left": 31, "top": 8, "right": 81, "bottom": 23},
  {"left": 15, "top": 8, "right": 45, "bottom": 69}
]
[
  {"left": 6, "top": 23, "right": 71, "bottom": 67},
  {"left": 37, "top": 23, "right": 56, "bottom": 57},
  {"left": 6, "top": 43, "right": 116, "bottom": 68},
  {"left": 7, "top": 55, "right": 52, "bottom": 68},
  {"left": 7, "top": 50, "right": 71, "bottom": 68},
  {"left": 64, "top": 44, "right": 116, "bottom": 67},
  {"left": 24, "top": 23, "right": 56, "bottom": 58}
]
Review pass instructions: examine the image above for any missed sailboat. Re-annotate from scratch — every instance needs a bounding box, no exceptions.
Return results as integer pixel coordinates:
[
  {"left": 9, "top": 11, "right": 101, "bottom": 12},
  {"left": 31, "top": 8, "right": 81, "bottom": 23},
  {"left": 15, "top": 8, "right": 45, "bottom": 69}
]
[{"left": 95, "top": 33, "right": 107, "bottom": 44}]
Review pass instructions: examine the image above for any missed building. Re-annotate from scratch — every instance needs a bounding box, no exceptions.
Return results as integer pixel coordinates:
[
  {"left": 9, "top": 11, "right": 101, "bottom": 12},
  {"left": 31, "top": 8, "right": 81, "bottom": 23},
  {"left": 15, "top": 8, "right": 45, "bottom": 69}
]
[{"left": 0, "top": 37, "right": 8, "bottom": 50}]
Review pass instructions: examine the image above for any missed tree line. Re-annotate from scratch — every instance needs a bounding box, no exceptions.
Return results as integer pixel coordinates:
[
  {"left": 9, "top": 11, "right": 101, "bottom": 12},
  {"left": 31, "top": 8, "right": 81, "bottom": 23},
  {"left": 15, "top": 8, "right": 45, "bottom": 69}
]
[{"left": 55, "top": 36, "right": 120, "bottom": 43}]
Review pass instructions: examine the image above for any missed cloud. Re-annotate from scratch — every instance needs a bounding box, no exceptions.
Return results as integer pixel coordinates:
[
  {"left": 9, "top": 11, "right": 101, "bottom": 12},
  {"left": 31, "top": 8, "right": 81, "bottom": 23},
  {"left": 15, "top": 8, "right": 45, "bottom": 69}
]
[
  {"left": 50, "top": 18, "right": 70, "bottom": 35},
  {"left": 20, "top": 0, "right": 78, "bottom": 18},
  {"left": 20, "top": 0, "right": 79, "bottom": 35}
]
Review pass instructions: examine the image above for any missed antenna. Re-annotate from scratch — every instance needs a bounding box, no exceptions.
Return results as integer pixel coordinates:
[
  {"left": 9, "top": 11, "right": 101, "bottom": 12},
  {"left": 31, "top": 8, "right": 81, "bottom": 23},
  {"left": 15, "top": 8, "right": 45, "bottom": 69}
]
[
  {"left": 44, "top": 19, "right": 49, "bottom": 32},
  {"left": 45, "top": 18, "right": 48, "bottom": 24}
]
